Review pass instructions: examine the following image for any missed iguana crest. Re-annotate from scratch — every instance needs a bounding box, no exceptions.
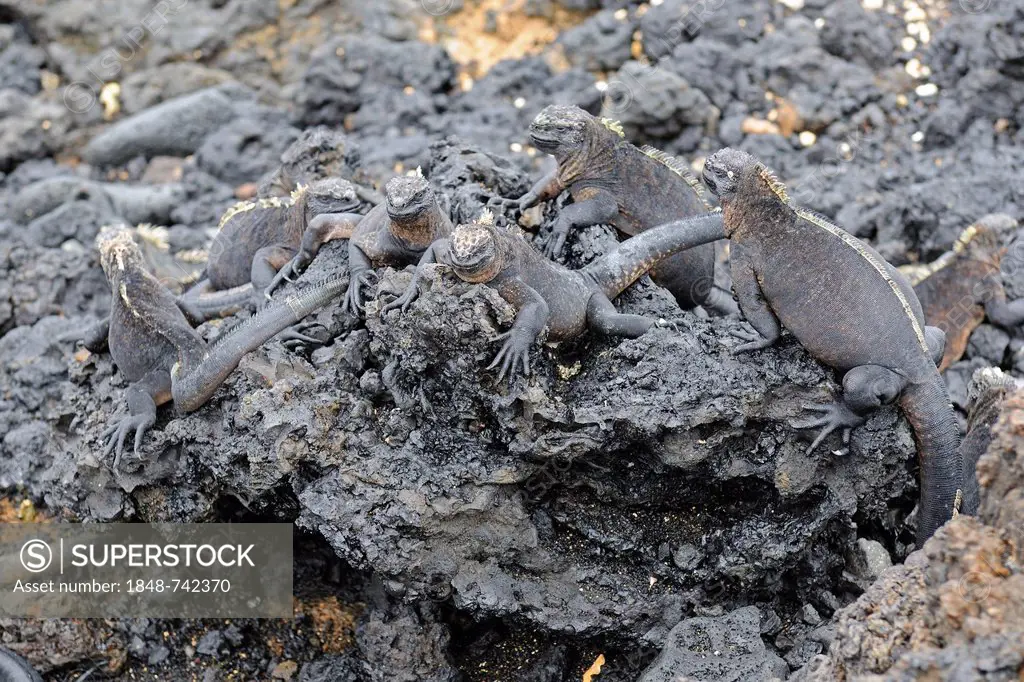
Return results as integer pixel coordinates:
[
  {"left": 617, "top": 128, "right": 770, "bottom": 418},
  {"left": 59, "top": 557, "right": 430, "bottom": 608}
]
[
  {"left": 289, "top": 183, "right": 308, "bottom": 202},
  {"left": 757, "top": 165, "right": 789, "bottom": 203},
  {"left": 477, "top": 208, "right": 495, "bottom": 225},
  {"left": 135, "top": 223, "right": 169, "bottom": 250},
  {"left": 640, "top": 145, "right": 709, "bottom": 205},
  {"left": 599, "top": 117, "right": 625, "bottom": 138},
  {"left": 218, "top": 196, "right": 293, "bottom": 230}
]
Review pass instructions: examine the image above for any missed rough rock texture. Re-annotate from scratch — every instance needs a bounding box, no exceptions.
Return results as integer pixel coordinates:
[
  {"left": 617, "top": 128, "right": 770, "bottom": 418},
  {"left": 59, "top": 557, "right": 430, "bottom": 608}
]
[
  {"left": 3, "top": 0, "right": 1024, "bottom": 677},
  {"left": 639, "top": 606, "right": 789, "bottom": 681},
  {"left": 793, "top": 386, "right": 1024, "bottom": 680}
]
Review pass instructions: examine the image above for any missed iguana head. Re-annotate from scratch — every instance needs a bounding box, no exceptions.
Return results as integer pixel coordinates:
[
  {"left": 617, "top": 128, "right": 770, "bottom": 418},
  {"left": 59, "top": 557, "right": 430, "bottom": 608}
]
[
  {"left": 385, "top": 174, "right": 433, "bottom": 221},
  {"left": 305, "top": 177, "right": 361, "bottom": 216},
  {"left": 449, "top": 221, "right": 504, "bottom": 283},
  {"left": 703, "top": 147, "right": 791, "bottom": 219},
  {"left": 963, "top": 213, "right": 1019, "bottom": 257},
  {"left": 529, "top": 105, "right": 596, "bottom": 159},
  {"left": 701, "top": 148, "right": 756, "bottom": 202},
  {"left": 95, "top": 224, "right": 144, "bottom": 279}
]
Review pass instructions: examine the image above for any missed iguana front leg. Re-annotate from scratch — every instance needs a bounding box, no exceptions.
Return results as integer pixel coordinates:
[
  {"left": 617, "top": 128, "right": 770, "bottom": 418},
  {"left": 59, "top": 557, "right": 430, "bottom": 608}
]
[
  {"left": 265, "top": 212, "right": 363, "bottom": 299},
  {"left": 103, "top": 369, "right": 171, "bottom": 470},
  {"left": 250, "top": 244, "right": 296, "bottom": 307},
  {"left": 344, "top": 243, "right": 376, "bottom": 316},
  {"left": 56, "top": 316, "right": 111, "bottom": 352},
  {"left": 381, "top": 239, "right": 448, "bottom": 313},
  {"left": 489, "top": 275, "right": 550, "bottom": 381},
  {"left": 730, "top": 247, "right": 781, "bottom": 353},
  {"left": 543, "top": 187, "right": 618, "bottom": 259},
  {"left": 495, "top": 166, "right": 563, "bottom": 214}
]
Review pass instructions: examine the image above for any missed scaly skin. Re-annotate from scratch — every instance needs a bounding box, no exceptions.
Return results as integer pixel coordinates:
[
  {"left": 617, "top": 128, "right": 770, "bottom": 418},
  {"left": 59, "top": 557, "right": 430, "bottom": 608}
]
[
  {"left": 96, "top": 227, "right": 343, "bottom": 469},
  {"left": 191, "top": 177, "right": 362, "bottom": 306},
  {"left": 703, "top": 147, "right": 960, "bottom": 546},
  {"left": 959, "top": 367, "right": 1017, "bottom": 516},
  {"left": 391, "top": 211, "right": 725, "bottom": 380},
  {"left": 905, "top": 214, "right": 1024, "bottom": 371},
  {"left": 269, "top": 174, "right": 454, "bottom": 316},
  {"left": 59, "top": 281, "right": 255, "bottom": 353},
  {"left": 0, "top": 646, "right": 42, "bottom": 682},
  {"left": 497, "top": 104, "right": 734, "bottom": 315}
]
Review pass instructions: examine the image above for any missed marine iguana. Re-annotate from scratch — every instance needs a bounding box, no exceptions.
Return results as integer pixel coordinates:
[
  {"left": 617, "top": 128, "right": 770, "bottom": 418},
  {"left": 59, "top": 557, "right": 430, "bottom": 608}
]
[
  {"left": 701, "top": 147, "right": 960, "bottom": 545},
  {"left": 903, "top": 214, "right": 1024, "bottom": 371},
  {"left": 96, "top": 227, "right": 346, "bottom": 468},
  {"left": 959, "top": 367, "right": 1017, "bottom": 516},
  {"left": 58, "top": 223, "right": 259, "bottom": 353},
  {"left": 185, "top": 177, "right": 362, "bottom": 307},
  {"left": 265, "top": 173, "right": 454, "bottom": 316},
  {"left": 0, "top": 646, "right": 42, "bottom": 682},
  {"left": 495, "top": 104, "right": 734, "bottom": 315},
  {"left": 389, "top": 210, "right": 725, "bottom": 380}
]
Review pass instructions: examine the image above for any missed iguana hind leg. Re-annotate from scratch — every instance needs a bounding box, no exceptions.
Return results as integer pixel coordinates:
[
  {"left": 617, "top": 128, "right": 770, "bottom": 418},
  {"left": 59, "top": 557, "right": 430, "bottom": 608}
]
[
  {"left": 792, "top": 364, "right": 907, "bottom": 454},
  {"left": 103, "top": 369, "right": 171, "bottom": 470}
]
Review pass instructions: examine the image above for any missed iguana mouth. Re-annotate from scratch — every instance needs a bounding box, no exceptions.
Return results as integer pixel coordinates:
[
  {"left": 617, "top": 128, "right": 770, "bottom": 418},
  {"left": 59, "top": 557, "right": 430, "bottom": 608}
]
[
  {"left": 387, "top": 201, "right": 427, "bottom": 220},
  {"left": 529, "top": 131, "right": 561, "bottom": 151},
  {"left": 702, "top": 168, "right": 718, "bottom": 195}
]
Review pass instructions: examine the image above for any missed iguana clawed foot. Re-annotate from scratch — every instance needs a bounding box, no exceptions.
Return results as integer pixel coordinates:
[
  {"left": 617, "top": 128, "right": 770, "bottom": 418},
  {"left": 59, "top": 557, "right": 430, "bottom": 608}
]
[
  {"left": 487, "top": 194, "right": 528, "bottom": 217},
  {"left": 102, "top": 412, "right": 155, "bottom": 470},
  {"left": 541, "top": 218, "right": 571, "bottom": 259},
  {"left": 276, "top": 320, "right": 323, "bottom": 348},
  {"left": 265, "top": 250, "right": 314, "bottom": 300},
  {"left": 381, "top": 284, "right": 420, "bottom": 314},
  {"left": 488, "top": 329, "right": 532, "bottom": 382},
  {"left": 343, "top": 270, "right": 378, "bottom": 316},
  {"left": 730, "top": 326, "right": 773, "bottom": 354},
  {"left": 790, "top": 401, "right": 865, "bottom": 455}
]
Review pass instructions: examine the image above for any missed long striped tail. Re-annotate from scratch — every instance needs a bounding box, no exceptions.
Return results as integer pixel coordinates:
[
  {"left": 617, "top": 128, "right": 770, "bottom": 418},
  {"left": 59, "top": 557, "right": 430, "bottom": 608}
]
[
  {"left": 900, "top": 371, "right": 963, "bottom": 546},
  {"left": 581, "top": 212, "right": 725, "bottom": 299},
  {"left": 171, "top": 277, "right": 346, "bottom": 412}
]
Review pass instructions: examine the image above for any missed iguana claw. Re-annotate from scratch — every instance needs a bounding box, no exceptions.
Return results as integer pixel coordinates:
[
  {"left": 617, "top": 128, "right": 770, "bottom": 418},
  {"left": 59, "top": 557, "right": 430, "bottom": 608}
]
[
  {"left": 488, "top": 330, "right": 532, "bottom": 382},
  {"left": 102, "top": 412, "right": 154, "bottom": 470},
  {"left": 790, "top": 401, "right": 865, "bottom": 454}
]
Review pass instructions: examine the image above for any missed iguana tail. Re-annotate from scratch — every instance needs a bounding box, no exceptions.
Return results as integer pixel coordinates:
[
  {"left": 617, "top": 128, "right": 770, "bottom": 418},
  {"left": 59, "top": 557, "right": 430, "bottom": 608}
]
[
  {"left": 900, "top": 371, "right": 963, "bottom": 547},
  {"left": 581, "top": 212, "right": 725, "bottom": 299},
  {"left": 181, "top": 284, "right": 255, "bottom": 319},
  {"left": 0, "top": 646, "right": 42, "bottom": 682},
  {"left": 171, "top": 277, "right": 346, "bottom": 412}
]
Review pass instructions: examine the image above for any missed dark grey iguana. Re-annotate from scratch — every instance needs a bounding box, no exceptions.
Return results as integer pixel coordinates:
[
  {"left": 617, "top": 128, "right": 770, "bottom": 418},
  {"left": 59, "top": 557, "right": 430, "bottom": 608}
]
[
  {"left": 495, "top": 104, "right": 735, "bottom": 315},
  {"left": 265, "top": 173, "right": 454, "bottom": 316},
  {"left": 701, "top": 147, "right": 960, "bottom": 546},
  {"left": 185, "top": 178, "right": 363, "bottom": 307},
  {"left": 96, "top": 227, "right": 345, "bottom": 468},
  {"left": 390, "top": 210, "right": 725, "bottom": 380}
]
